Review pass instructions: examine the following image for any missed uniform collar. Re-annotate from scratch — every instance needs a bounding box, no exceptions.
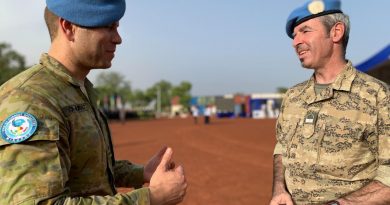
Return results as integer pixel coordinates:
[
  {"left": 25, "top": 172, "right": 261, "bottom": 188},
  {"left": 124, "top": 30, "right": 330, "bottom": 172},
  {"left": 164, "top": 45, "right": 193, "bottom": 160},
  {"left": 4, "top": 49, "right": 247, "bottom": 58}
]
[
  {"left": 39, "top": 53, "right": 94, "bottom": 90},
  {"left": 328, "top": 61, "right": 356, "bottom": 92},
  {"left": 299, "top": 61, "right": 357, "bottom": 104}
]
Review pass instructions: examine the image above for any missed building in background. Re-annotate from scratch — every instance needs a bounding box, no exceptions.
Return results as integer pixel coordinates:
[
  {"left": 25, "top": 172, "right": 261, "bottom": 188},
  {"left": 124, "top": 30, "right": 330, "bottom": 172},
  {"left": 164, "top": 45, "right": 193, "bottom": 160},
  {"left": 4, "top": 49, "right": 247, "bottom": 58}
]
[
  {"left": 215, "top": 95, "right": 235, "bottom": 118},
  {"left": 191, "top": 96, "right": 216, "bottom": 116},
  {"left": 233, "top": 94, "right": 251, "bottom": 118},
  {"left": 250, "top": 93, "right": 282, "bottom": 119},
  {"left": 170, "top": 96, "right": 188, "bottom": 118},
  {"left": 356, "top": 44, "right": 390, "bottom": 85},
  {"left": 99, "top": 92, "right": 284, "bottom": 120},
  {"left": 191, "top": 93, "right": 283, "bottom": 119}
]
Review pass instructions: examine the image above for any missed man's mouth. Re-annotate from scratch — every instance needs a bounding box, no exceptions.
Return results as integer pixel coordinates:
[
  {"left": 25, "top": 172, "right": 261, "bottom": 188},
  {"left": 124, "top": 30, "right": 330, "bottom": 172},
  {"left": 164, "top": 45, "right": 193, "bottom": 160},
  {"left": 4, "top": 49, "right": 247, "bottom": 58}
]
[{"left": 298, "top": 50, "right": 307, "bottom": 56}]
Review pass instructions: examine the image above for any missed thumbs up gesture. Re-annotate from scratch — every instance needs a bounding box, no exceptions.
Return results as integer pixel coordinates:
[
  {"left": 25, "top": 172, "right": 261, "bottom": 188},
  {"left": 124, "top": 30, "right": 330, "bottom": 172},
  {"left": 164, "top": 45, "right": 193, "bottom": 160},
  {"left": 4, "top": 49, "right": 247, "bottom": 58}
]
[{"left": 149, "top": 147, "right": 187, "bottom": 205}]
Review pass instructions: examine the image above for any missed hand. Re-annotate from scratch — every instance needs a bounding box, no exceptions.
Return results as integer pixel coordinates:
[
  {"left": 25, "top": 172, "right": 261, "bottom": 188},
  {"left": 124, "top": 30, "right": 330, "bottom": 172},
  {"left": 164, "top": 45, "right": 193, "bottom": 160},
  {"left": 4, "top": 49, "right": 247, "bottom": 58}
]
[
  {"left": 269, "top": 192, "right": 294, "bottom": 205},
  {"left": 149, "top": 147, "right": 187, "bottom": 205},
  {"left": 144, "top": 146, "right": 175, "bottom": 183}
]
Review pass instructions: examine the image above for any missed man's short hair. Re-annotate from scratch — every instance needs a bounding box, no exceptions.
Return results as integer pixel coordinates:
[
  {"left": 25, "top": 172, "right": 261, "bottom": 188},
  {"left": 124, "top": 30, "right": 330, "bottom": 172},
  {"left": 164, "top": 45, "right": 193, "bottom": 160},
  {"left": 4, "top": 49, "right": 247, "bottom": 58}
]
[
  {"left": 319, "top": 13, "right": 350, "bottom": 54},
  {"left": 44, "top": 7, "right": 59, "bottom": 42}
]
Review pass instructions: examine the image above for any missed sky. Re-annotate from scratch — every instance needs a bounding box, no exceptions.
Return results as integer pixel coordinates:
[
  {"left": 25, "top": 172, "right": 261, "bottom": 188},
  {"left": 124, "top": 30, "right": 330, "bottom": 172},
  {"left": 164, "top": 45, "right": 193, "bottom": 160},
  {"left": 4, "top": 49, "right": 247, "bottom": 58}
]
[{"left": 0, "top": 1, "right": 389, "bottom": 96}]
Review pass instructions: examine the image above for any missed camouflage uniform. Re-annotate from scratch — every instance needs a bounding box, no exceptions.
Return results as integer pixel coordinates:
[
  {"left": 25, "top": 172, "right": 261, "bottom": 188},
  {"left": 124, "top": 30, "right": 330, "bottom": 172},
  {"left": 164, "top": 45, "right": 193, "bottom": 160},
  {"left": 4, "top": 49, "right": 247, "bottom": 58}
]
[
  {"left": 0, "top": 54, "right": 150, "bottom": 205},
  {"left": 274, "top": 61, "right": 390, "bottom": 204}
]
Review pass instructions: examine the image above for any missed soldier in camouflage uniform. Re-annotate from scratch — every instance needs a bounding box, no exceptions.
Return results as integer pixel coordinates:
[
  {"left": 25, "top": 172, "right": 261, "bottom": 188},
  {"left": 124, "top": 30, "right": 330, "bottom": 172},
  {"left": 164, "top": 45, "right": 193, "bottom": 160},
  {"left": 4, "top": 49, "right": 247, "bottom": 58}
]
[
  {"left": 270, "top": 0, "right": 390, "bottom": 205},
  {"left": 0, "top": 0, "right": 187, "bottom": 204}
]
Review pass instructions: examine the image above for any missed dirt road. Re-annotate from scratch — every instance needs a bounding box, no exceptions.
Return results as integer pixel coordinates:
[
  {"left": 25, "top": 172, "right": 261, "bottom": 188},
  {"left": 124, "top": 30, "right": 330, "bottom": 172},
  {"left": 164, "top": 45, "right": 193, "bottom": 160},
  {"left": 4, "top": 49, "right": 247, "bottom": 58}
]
[{"left": 111, "top": 117, "right": 276, "bottom": 205}]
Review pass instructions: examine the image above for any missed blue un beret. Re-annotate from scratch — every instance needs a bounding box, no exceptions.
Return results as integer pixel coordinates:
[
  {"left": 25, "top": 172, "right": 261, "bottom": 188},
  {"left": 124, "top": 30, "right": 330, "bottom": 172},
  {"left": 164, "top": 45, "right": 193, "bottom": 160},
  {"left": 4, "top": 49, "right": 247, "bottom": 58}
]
[
  {"left": 286, "top": 0, "right": 342, "bottom": 38},
  {"left": 46, "top": 0, "right": 126, "bottom": 27}
]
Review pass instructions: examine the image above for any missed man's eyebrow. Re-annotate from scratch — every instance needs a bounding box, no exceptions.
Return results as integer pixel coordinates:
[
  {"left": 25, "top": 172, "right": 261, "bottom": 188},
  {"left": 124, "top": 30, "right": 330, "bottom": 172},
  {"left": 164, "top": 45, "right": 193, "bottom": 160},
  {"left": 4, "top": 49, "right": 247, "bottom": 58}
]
[
  {"left": 298, "top": 25, "right": 312, "bottom": 31},
  {"left": 292, "top": 25, "right": 311, "bottom": 37}
]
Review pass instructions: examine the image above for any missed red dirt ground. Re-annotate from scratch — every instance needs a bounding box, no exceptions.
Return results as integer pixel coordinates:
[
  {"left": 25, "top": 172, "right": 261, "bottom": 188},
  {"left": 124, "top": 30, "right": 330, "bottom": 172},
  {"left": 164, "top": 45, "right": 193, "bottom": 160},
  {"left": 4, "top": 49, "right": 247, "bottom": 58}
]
[{"left": 111, "top": 117, "right": 277, "bottom": 205}]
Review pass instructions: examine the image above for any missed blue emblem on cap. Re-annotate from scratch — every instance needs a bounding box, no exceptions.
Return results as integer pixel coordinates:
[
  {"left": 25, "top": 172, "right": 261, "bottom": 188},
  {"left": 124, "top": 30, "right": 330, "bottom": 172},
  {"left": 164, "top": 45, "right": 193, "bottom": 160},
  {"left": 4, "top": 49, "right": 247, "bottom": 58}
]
[
  {"left": 1, "top": 112, "right": 38, "bottom": 144},
  {"left": 286, "top": 0, "right": 343, "bottom": 38}
]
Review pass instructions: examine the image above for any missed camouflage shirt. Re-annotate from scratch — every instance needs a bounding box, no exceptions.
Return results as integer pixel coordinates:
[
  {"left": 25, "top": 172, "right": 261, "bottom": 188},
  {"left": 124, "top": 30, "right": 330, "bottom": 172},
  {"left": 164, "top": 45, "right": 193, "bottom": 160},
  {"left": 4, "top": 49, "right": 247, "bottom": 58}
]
[
  {"left": 0, "top": 54, "right": 150, "bottom": 205},
  {"left": 274, "top": 62, "right": 390, "bottom": 204}
]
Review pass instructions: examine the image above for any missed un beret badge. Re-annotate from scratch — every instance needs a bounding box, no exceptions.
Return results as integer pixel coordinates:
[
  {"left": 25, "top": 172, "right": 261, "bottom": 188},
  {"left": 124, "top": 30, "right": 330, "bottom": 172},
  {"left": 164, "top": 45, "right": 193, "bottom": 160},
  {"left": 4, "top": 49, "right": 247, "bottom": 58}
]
[
  {"left": 308, "top": 0, "right": 325, "bottom": 14},
  {"left": 1, "top": 112, "right": 38, "bottom": 144}
]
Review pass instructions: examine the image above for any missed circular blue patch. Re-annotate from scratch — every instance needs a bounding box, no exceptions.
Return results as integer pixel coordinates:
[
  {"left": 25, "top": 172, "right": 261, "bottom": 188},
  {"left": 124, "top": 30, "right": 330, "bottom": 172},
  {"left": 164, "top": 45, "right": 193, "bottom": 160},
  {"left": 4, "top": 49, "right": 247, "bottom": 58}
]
[{"left": 1, "top": 112, "right": 38, "bottom": 144}]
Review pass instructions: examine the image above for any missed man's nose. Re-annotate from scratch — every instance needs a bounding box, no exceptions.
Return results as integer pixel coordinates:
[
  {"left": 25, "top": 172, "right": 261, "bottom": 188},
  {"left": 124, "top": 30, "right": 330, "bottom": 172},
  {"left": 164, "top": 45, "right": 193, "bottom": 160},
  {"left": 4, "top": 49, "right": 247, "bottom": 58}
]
[
  {"left": 113, "top": 29, "right": 122, "bottom": 45},
  {"left": 292, "top": 34, "right": 301, "bottom": 48}
]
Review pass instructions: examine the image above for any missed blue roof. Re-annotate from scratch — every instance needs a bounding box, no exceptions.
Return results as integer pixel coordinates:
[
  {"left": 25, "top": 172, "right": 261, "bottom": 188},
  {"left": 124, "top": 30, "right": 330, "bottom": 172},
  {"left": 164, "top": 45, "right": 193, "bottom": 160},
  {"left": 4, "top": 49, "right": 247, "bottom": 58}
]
[{"left": 355, "top": 44, "right": 390, "bottom": 72}]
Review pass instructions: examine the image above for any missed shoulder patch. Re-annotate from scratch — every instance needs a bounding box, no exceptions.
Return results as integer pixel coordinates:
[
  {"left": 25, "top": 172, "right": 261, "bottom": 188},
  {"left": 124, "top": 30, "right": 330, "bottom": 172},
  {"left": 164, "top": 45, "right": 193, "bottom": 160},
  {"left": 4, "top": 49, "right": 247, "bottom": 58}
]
[{"left": 1, "top": 112, "right": 38, "bottom": 144}]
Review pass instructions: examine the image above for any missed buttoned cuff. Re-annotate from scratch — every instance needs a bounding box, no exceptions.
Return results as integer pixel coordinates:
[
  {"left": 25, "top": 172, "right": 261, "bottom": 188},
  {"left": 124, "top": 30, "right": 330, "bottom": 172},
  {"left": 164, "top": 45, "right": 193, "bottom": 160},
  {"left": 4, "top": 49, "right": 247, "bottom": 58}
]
[
  {"left": 273, "top": 142, "right": 283, "bottom": 155},
  {"left": 124, "top": 187, "right": 150, "bottom": 205},
  {"left": 374, "top": 165, "right": 390, "bottom": 187},
  {"left": 131, "top": 165, "right": 145, "bottom": 189}
]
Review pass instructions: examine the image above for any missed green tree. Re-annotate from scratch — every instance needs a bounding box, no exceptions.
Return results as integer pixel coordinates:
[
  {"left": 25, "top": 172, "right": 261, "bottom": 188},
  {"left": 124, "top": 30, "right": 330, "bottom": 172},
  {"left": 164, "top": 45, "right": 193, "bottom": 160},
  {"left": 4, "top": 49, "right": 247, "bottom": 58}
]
[
  {"left": 94, "top": 71, "right": 132, "bottom": 102},
  {"left": 277, "top": 87, "right": 288, "bottom": 94},
  {"left": 146, "top": 80, "right": 172, "bottom": 112},
  {"left": 94, "top": 73, "right": 193, "bottom": 115},
  {"left": 0, "top": 43, "right": 26, "bottom": 85},
  {"left": 131, "top": 89, "right": 150, "bottom": 107},
  {"left": 171, "top": 81, "right": 192, "bottom": 109}
]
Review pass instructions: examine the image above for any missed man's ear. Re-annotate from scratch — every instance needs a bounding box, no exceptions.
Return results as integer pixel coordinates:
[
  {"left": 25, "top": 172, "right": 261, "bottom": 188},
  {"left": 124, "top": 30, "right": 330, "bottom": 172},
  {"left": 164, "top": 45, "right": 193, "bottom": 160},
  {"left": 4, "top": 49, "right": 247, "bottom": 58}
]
[
  {"left": 330, "top": 22, "right": 345, "bottom": 43},
  {"left": 58, "top": 18, "right": 75, "bottom": 41}
]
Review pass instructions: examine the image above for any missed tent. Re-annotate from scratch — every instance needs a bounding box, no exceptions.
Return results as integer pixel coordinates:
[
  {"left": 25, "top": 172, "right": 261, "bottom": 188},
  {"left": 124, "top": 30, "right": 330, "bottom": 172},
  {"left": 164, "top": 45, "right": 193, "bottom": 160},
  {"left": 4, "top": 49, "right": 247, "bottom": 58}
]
[{"left": 355, "top": 44, "right": 390, "bottom": 84}]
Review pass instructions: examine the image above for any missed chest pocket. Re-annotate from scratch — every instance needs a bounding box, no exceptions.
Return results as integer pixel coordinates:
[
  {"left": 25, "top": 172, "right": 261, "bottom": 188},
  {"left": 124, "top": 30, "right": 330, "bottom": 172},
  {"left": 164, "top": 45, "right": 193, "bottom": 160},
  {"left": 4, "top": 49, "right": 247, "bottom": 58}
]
[
  {"left": 316, "top": 121, "right": 376, "bottom": 178},
  {"left": 61, "top": 103, "right": 108, "bottom": 182},
  {"left": 62, "top": 103, "right": 102, "bottom": 148},
  {"left": 320, "top": 121, "right": 370, "bottom": 153},
  {"left": 301, "top": 122, "right": 316, "bottom": 139}
]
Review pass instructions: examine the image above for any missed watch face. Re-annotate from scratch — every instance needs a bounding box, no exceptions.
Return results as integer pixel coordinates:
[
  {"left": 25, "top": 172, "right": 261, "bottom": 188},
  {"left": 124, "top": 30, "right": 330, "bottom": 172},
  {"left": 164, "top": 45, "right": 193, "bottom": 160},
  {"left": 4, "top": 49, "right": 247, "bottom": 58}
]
[{"left": 327, "top": 201, "right": 340, "bottom": 205}]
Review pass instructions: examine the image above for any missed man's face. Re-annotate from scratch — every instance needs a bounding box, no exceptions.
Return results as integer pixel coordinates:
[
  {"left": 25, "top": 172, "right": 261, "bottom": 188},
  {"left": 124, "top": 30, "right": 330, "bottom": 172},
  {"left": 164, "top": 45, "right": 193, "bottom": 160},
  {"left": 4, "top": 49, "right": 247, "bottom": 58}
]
[
  {"left": 72, "top": 22, "right": 122, "bottom": 70},
  {"left": 291, "top": 18, "right": 333, "bottom": 69}
]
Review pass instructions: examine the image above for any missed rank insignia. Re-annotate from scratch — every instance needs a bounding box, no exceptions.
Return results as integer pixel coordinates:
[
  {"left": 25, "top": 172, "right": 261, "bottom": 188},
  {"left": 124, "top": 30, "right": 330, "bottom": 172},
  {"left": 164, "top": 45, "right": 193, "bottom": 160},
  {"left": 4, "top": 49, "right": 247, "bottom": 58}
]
[{"left": 1, "top": 112, "right": 38, "bottom": 144}]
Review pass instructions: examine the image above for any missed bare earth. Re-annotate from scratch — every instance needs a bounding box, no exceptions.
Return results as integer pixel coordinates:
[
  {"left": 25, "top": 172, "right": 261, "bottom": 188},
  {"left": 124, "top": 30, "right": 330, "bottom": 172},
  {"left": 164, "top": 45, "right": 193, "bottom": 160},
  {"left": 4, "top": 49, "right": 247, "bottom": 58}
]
[{"left": 111, "top": 117, "right": 276, "bottom": 205}]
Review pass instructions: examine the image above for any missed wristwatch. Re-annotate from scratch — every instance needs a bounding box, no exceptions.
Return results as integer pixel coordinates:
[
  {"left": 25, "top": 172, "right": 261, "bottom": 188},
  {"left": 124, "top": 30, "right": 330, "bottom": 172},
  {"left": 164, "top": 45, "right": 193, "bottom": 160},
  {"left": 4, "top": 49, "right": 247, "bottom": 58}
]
[{"left": 325, "top": 200, "right": 340, "bottom": 205}]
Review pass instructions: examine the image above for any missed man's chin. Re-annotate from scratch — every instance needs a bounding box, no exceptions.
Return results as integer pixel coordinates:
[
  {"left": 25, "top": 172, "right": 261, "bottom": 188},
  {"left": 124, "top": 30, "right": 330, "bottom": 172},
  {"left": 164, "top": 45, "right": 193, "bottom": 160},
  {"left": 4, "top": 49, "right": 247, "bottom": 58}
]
[
  {"left": 300, "top": 62, "right": 313, "bottom": 69},
  {"left": 93, "top": 62, "right": 112, "bottom": 69},
  {"left": 299, "top": 59, "right": 310, "bottom": 69}
]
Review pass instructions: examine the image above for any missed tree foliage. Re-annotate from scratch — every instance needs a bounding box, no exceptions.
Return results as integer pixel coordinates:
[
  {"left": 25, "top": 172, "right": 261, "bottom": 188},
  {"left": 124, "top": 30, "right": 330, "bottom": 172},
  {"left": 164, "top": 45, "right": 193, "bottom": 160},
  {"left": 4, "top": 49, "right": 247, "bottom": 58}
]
[
  {"left": 131, "top": 89, "right": 150, "bottom": 107},
  {"left": 94, "top": 71, "right": 132, "bottom": 101},
  {"left": 145, "top": 80, "right": 172, "bottom": 111},
  {"left": 94, "top": 71, "right": 193, "bottom": 112},
  {"left": 171, "top": 81, "right": 192, "bottom": 109},
  {"left": 277, "top": 87, "right": 288, "bottom": 94},
  {"left": 0, "top": 43, "right": 26, "bottom": 85},
  {"left": 145, "top": 80, "right": 193, "bottom": 111}
]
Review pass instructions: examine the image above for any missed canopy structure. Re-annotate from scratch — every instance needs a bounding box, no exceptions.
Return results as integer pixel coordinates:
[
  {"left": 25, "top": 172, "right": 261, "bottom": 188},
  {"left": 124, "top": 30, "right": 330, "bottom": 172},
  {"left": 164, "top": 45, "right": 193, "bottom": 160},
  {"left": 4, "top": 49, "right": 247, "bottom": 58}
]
[{"left": 355, "top": 44, "right": 390, "bottom": 84}]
